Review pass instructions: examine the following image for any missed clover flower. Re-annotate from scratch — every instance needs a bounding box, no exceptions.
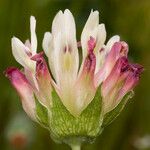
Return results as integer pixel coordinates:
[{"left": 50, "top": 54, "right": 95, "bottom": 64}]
[{"left": 5, "top": 9, "right": 143, "bottom": 149}]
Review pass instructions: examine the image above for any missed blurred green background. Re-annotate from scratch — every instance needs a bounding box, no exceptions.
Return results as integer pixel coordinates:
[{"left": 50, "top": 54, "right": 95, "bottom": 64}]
[{"left": 0, "top": 0, "right": 150, "bottom": 150}]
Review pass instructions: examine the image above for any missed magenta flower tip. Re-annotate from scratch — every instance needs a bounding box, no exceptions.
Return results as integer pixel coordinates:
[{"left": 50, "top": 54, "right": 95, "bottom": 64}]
[
  {"left": 130, "top": 63, "right": 144, "bottom": 77},
  {"left": 4, "top": 67, "right": 22, "bottom": 80}
]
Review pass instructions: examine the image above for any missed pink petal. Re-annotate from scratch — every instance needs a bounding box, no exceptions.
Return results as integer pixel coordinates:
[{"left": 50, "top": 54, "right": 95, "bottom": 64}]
[
  {"left": 118, "top": 63, "right": 144, "bottom": 100},
  {"left": 80, "top": 37, "right": 96, "bottom": 79},
  {"left": 32, "top": 53, "right": 53, "bottom": 107},
  {"left": 5, "top": 67, "right": 36, "bottom": 120},
  {"left": 5, "top": 67, "right": 31, "bottom": 92},
  {"left": 71, "top": 37, "right": 96, "bottom": 116},
  {"left": 101, "top": 57, "right": 129, "bottom": 98},
  {"left": 95, "top": 41, "right": 128, "bottom": 87}
]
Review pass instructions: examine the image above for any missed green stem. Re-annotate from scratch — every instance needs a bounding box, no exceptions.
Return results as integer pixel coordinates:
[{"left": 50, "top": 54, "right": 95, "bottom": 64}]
[{"left": 70, "top": 144, "right": 81, "bottom": 150}]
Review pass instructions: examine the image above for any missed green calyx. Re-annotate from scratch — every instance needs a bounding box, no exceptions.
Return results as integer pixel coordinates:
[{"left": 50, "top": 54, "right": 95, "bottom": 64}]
[
  {"left": 34, "top": 86, "right": 133, "bottom": 146},
  {"left": 50, "top": 85, "right": 103, "bottom": 144},
  {"left": 35, "top": 86, "right": 103, "bottom": 145}
]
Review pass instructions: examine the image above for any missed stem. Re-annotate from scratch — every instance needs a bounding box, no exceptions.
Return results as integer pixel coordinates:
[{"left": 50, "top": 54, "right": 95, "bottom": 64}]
[{"left": 70, "top": 144, "right": 81, "bottom": 150}]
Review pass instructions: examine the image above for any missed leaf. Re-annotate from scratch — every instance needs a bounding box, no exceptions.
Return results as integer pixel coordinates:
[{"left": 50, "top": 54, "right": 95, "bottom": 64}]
[
  {"left": 102, "top": 91, "right": 134, "bottom": 127},
  {"left": 34, "top": 95, "right": 49, "bottom": 128}
]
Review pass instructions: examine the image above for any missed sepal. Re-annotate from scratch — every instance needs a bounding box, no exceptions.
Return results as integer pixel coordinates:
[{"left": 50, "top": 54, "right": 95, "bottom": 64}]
[
  {"left": 102, "top": 91, "right": 134, "bottom": 127},
  {"left": 49, "top": 86, "right": 103, "bottom": 144},
  {"left": 34, "top": 95, "right": 50, "bottom": 129}
]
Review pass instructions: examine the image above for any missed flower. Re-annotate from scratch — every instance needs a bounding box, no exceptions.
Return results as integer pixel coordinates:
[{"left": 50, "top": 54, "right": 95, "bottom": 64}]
[{"left": 5, "top": 9, "right": 143, "bottom": 148}]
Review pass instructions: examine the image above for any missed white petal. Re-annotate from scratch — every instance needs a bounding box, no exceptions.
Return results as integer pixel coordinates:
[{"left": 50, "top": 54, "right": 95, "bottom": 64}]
[
  {"left": 51, "top": 11, "right": 64, "bottom": 82},
  {"left": 64, "top": 9, "right": 79, "bottom": 75},
  {"left": 30, "top": 16, "right": 37, "bottom": 55},
  {"left": 106, "top": 35, "right": 120, "bottom": 53},
  {"left": 49, "top": 10, "right": 80, "bottom": 115},
  {"left": 94, "top": 24, "right": 107, "bottom": 73},
  {"left": 52, "top": 10, "right": 63, "bottom": 36},
  {"left": 42, "top": 32, "right": 57, "bottom": 79},
  {"left": 64, "top": 9, "right": 77, "bottom": 44},
  {"left": 52, "top": 9, "right": 77, "bottom": 44},
  {"left": 25, "top": 39, "right": 31, "bottom": 49},
  {"left": 42, "top": 32, "right": 52, "bottom": 57},
  {"left": 95, "top": 24, "right": 106, "bottom": 52},
  {"left": 11, "top": 37, "right": 35, "bottom": 72},
  {"left": 95, "top": 50, "right": 106, "bottom": 73},
  {"left": 50, "top": 9, "right": 79, "bottom": 84},
  {"left": 81, "top": 10, "right": 99, "bottom": 58}
]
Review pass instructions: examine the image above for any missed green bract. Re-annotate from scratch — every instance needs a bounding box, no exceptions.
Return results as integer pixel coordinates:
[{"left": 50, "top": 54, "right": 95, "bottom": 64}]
[{"left": 35, "top": 86, "right": 133, "bottom": 146}]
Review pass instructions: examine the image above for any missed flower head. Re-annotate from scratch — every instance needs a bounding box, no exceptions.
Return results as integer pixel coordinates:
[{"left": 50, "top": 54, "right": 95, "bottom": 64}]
[{"left": 5, "top": 9, "right": 143, "bottom": 147}]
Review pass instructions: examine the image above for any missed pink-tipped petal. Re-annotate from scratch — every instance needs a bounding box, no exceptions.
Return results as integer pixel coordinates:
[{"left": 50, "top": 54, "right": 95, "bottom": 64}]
[
  {"left": 102, "top": 57, "right": 129, "bottom": 98},
  {"left": 118, "top": 64, "right": 144, "bottom": 100},
  {"left": 32, "top": 53, "right": 52, "bottom": 107},
  {"left": 95, "top": 41, "right": 129, "bottom": 87},
  {"left": 101, "top": 56, "right": 135, "bottom": 113},
  {"left": 5, "top": 67, "right": 36, "bottom": 121},
  {"left": 104, "top": 41, "right": 128, "bottom": 75},
  {"left": 71, "top": 37, "right": 96, "bottom": 116},
  {"left": 80, "top": 37, "right": 96, "bottom": 78},
  {"left": 81, "top": 10, "right": 99, "bottom": 59}
]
